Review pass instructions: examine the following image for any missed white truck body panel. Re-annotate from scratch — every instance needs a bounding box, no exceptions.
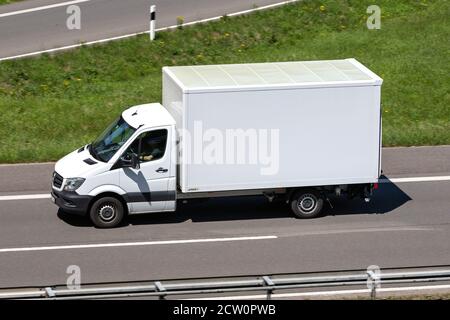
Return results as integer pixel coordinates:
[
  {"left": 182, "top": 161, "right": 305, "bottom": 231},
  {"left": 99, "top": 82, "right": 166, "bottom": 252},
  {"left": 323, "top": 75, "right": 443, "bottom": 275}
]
[{"left": 163, "top": 59, "right": 382, "bottom": 193}]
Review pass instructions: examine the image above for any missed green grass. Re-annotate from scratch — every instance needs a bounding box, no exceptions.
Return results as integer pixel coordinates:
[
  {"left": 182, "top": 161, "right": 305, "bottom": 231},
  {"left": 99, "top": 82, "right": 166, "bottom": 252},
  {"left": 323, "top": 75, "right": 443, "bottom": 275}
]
[
  {"left": 0, "top": 0, "right": 22, "bottom": 5},
  {"left": 0, "top": 0, "right": 449, "bottom": 163}
]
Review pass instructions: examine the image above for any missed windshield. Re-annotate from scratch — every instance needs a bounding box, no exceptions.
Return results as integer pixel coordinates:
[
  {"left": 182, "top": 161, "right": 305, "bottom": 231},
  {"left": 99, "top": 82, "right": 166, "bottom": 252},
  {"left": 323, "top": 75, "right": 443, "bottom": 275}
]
[{"left": 90, "top": 116, "right": 136, "bottom": 162}]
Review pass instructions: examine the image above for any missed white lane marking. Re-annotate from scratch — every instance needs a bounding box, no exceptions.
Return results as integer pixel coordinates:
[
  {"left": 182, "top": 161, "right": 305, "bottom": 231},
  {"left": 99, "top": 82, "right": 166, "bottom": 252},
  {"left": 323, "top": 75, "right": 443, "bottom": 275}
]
[
  {"left": 0, "top": 161, "right": 54, "bottom": 167},
  {"left": 0, "top": 194, "right": 51, "bottom": 201},
  {"left": 380, "top": 176, "right": 450, "bottom": 183},
  {"left": 0, "top": 235, "right": 278, "bottom": 253},
  {"left": 191, "top": 284, "right": 450, "bottom": 300},
  {"left": 0, "top": 0, "right": 299, "bottom": 61},
  {"left": 0, "top": 0, "right": 90, "bottom": 18}
]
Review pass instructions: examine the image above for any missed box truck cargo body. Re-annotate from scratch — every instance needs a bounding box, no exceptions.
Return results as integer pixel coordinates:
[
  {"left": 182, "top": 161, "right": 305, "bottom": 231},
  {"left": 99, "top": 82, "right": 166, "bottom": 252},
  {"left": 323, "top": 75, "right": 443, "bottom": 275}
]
[
  {"left": 163, "top": 58, "right": 382, "bottom": 193},
  {"left": 52, "top": 59, "right": 383, "bottom": 228}
]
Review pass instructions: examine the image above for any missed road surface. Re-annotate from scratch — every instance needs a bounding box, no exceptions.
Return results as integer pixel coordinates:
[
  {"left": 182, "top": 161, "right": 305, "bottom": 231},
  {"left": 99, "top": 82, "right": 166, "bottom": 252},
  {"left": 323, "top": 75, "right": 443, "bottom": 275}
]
[
  {"left": 0, "top": 0, "right": 287, "bottom": 59},
  {"left": 0, "top": 146, "right": 449, "bottom": 289}
]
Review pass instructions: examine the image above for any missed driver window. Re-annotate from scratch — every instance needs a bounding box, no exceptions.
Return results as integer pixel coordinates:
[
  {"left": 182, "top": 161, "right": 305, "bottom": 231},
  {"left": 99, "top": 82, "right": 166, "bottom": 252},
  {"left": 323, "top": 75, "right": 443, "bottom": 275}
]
[
  {"left": 139, "top": 129, "right": 167, "bottom": 162},
  {"left": 124, "top": 129, "right": 168, "bottom": 163}
]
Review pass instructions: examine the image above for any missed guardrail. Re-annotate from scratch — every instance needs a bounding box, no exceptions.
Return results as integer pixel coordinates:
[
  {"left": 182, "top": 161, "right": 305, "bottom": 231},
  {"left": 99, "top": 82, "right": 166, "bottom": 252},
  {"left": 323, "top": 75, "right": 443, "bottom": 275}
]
[{"left": 1, "top": 267, "right": 450, "bottom": 300}]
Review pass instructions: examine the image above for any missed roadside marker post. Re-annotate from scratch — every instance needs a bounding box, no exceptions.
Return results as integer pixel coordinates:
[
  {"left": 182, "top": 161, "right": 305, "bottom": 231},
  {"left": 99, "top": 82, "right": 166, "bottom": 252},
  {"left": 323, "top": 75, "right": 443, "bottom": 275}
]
[{"left": 150, "top": 5, "right": 156, "bottom": 40}]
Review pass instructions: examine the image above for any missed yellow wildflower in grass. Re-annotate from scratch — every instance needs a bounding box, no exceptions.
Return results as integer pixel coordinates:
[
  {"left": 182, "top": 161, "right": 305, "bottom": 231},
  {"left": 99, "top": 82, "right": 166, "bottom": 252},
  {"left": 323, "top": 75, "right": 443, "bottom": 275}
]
[
  {"left": 319, "top": 5, "right": 326, "bottom": 12},
  {"left": 176, "top": 16, "right": 184, "bottom": 26}
]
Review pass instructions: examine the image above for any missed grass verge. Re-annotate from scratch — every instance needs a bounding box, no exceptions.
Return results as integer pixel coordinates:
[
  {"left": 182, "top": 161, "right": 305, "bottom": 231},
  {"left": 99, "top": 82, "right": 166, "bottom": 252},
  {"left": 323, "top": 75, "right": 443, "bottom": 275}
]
[
  {"left": 0, "top": 0, "right": 22, "bottom": 5},
  {"left": 0, "top": 0, "right": 449, "bottom": 163}
]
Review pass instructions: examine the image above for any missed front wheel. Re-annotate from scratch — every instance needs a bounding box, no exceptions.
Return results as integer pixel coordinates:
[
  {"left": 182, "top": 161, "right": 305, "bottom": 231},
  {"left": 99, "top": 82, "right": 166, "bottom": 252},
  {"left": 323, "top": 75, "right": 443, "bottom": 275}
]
[
  {"left": 89, "top": 197, "right": 124, "bottom": 228},
  {"left": 290, "top": 189, "right": 324, "bottom": 219}
]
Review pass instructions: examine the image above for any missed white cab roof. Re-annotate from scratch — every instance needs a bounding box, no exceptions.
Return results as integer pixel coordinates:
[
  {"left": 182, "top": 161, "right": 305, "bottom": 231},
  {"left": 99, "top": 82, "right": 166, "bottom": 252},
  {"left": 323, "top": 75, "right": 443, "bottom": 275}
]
[
  {"left": 122, "top": 103, "right": 175, "bottom": 129},
  {"left": 163, "top": 58, "right": 382, "bottom": 93}
]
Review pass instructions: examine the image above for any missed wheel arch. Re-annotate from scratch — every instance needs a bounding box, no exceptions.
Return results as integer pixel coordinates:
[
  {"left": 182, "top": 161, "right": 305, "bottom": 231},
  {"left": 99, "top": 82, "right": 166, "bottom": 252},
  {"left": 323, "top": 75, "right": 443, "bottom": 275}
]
[
  {"left": 88, "top": 192, "right": 129, "bottom": 216},
  {"left": 286, "top": 186, "right": 323, "bottom": 203}
]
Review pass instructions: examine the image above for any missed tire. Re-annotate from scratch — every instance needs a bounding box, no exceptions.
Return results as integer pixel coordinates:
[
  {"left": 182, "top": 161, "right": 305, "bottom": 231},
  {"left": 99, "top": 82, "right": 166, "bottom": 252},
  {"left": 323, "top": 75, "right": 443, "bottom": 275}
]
[
  {"left": 290, "top": 189, "right": 324, "bottom": 219},
  {"left": 89, "top": 196, "right": 124, "bottom": 228}
]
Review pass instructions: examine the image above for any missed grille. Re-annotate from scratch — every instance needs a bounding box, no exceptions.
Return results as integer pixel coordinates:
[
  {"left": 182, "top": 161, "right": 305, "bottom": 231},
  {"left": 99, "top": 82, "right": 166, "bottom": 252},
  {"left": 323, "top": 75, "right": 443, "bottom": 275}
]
[{"left": 53, "top": 172, "right": 63, "bottom": 189}]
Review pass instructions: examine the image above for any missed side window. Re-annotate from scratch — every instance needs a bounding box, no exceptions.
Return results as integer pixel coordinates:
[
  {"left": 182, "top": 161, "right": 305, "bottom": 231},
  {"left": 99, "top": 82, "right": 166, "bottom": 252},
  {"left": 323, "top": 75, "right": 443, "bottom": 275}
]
[
  {"left": 135, "top": 129, "right": 168, "bottom": 163},
  {"left": 123, "top": 129, "right": 168, "bottom": 162}
]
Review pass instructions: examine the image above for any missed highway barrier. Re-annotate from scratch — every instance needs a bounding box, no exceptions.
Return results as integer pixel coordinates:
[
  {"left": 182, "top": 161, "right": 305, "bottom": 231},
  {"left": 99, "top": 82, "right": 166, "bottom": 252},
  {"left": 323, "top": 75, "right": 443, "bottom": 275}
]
[{"left": 1, "top": 267, "right": 450, "bottom": 300}]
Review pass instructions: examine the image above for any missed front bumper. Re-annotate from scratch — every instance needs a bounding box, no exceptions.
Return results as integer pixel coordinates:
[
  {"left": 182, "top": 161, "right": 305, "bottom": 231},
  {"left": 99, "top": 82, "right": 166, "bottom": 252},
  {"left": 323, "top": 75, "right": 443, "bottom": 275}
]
[{"left": 51, "top": 189, "right": 92, "bottom": 216}]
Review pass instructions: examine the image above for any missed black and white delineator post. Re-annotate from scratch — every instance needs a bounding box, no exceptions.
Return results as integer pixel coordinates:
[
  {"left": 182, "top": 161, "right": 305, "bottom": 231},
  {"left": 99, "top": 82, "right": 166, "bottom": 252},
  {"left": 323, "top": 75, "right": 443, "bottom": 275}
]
[{"left": 149, "top": 5, "right": 156, "bottom": 41}]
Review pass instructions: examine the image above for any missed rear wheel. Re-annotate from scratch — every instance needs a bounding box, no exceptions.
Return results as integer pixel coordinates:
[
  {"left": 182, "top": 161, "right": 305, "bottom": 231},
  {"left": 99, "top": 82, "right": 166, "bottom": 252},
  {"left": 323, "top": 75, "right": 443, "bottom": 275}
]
[
  {"left": 89, "top": 197, "right": 124, "bottom": 228},
  {"left": 290, "top": 189, "right": 324, "bottom": 219}
]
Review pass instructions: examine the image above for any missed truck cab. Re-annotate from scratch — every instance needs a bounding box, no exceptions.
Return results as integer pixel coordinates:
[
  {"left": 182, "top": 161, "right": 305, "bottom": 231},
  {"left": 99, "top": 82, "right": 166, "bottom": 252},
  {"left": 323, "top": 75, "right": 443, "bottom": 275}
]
[{"left": 51, "top": 103, "right": 177, "bottom": 227}]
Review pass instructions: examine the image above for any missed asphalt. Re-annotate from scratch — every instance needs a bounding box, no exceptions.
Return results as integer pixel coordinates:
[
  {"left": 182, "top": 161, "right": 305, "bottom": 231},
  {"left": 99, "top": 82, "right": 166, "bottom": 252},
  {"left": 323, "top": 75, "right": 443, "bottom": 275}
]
[
  {"left": 0, "top": 146, "right": 449, "bottom": 289},
  {"left": 0, "top": 0, "right": 285, "bottom": 59}
]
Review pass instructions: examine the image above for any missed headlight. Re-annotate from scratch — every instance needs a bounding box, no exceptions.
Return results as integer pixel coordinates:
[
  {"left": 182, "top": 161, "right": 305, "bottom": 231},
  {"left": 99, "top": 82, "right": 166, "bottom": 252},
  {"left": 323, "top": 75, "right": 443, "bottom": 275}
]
[{"left": 63, "top": 178, "right": 85, "bottom": 191}]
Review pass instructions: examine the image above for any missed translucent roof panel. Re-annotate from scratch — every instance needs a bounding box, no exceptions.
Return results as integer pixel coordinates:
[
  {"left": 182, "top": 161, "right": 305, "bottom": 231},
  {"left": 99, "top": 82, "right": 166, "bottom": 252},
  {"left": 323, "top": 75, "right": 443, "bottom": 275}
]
[{"left": 165, "top": 59, "right": 380, "bottom": 91}]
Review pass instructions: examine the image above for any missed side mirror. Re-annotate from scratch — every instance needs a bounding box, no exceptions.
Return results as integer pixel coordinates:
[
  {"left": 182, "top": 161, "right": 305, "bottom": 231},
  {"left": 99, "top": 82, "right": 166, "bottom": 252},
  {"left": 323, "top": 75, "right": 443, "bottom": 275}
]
[
  {"left": 131, "top": 153, "right": 140, "bottom": 170},
  {"left": 120, "top": 153, "right": 140, "bottom": 170}
]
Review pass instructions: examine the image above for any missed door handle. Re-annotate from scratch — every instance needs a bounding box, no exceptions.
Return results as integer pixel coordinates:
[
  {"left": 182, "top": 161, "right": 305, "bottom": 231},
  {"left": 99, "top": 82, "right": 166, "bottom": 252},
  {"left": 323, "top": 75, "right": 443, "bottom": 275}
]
[{"left": 156, "top": 167, "right": 168, "bottom": 173}]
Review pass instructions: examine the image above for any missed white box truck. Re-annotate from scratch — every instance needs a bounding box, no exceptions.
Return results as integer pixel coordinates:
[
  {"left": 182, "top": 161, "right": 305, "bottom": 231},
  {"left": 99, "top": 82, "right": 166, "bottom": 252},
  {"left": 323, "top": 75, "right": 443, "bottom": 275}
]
[{"left": 51, "top": 59, "right": 383, "bottom": 228}]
